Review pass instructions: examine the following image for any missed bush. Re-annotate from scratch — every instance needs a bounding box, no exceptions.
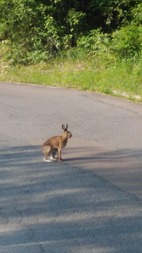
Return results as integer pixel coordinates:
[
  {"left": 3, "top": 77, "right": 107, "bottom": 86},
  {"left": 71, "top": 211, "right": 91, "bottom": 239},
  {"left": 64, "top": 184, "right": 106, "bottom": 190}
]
[
  {"left": 77, "top": 29, "right": 116, "bottom": 66},
  {"left": 0, "top": 1, "right": 142, "bottom": 64},
  {"left": 0, "top": 0, "right": 60, "bottom": 64},
  {"left": 111, "top": 24, "right": 142, "bottom": 59},
  {"left": 0, "top": 0, "right": 86, "bottom": 64}
]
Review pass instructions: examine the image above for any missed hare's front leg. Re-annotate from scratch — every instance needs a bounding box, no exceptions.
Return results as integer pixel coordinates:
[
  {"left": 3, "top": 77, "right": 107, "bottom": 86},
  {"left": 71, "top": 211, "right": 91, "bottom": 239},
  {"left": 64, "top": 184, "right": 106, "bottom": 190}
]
[
  {"left": 50, "top": 148, "right": 58, "bottom": 161},
  {"left": 57, "top": 148, "right": 63, "bottom": 161},
  {"left": 51, "top": 148, "right": 58, "bottom": 158}
]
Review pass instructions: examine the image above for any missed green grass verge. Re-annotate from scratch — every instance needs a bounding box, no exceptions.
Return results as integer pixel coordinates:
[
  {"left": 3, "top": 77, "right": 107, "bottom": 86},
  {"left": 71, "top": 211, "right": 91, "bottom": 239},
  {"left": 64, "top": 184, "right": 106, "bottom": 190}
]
[{"left": 0, "top": 50, "right": 142, "bottom": 102}]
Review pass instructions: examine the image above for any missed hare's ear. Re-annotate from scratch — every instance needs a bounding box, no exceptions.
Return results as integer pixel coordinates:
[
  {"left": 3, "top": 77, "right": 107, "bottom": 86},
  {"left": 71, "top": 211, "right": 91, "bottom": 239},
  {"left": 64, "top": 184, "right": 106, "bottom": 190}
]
[
  {"left": 62, "top": 124, "right": 65, "bottom": 130},
  {"left": 66, "top": 124, "right": 68, "bottom": 130}
]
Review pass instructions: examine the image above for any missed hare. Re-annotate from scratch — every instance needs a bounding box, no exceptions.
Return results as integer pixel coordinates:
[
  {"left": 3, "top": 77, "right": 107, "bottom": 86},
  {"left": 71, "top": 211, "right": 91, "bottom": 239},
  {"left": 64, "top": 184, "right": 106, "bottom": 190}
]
[{"left": 42, "top": 124, "right": 72, "bottom": 162}]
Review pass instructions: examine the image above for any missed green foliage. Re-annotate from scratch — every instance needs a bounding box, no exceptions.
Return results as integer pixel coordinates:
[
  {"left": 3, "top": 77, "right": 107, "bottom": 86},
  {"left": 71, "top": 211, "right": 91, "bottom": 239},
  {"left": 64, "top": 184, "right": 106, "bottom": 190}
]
[
  {"left": 111, "top": 24, "right": 142, "bottom": 58},
  {"left": 0, "top": 0, "right": 61, "bottom": 64},
  {"left": 77, "top": 29, "right": 110, "bottom": 54},
  {"left": 131, "top": 3, "right": 142, "bottom": 25},
  {"left": 0, "top": 0, "right": 142, "bottom": 64},
  {"left": 86, "top": 0, "right": 141, "bottom": 31},
  {"left": 0, "top": 0, "right": 88, "bottom": 63},
  {"left": 65, "top": 9, "right": 86, "bottom": 47}
]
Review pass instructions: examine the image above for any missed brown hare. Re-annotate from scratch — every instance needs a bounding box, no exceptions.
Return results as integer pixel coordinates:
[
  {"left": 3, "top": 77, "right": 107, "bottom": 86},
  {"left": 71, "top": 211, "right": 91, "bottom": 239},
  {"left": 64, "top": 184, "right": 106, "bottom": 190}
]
[{"left": 42, "top": 124, "right": 72, "bottom": 162}]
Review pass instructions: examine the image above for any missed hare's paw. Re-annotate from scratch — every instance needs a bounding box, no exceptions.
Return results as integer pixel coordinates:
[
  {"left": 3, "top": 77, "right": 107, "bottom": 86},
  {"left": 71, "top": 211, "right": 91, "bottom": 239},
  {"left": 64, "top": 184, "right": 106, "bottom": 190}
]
[
  {"left": 58, "top": 158, "right": 64, "bottom": 162},
  {"left": 43, "top": 158, "right": 53, "bottom": 163},
  {"left": 50, "top": 156, "right": 58, "bottom": 162},
  {"left": 43, "top": 157, "right": 57, "bottom": 163}
]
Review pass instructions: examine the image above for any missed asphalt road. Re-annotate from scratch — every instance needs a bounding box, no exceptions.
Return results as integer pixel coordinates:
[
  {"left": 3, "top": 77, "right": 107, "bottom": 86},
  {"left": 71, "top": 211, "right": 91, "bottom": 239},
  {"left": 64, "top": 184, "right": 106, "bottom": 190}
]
[{"left": 0, "top": 82, "right": 142, "bottom": 253}]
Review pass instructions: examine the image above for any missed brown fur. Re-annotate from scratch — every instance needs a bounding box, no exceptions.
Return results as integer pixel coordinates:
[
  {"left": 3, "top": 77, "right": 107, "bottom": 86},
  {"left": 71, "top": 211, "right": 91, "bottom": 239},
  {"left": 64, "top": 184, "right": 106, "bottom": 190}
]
[{"left": 42, "top": 124, "right": 72, "bottom": 161}]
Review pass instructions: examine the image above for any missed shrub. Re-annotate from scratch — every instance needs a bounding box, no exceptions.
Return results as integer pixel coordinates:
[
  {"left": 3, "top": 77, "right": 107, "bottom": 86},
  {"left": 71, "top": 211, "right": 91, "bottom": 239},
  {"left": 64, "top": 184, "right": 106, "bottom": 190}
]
[
  {"left": 0, "top": 0, "right": 60, "bottom": 64},
  {"left": 111, "top": 24, "right": 142, "bottom": 58}
]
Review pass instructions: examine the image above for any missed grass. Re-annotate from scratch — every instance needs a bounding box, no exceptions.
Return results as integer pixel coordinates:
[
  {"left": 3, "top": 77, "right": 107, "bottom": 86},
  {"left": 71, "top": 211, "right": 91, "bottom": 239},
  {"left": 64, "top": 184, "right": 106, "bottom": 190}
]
[{"left": 0, "top": 46, "right": 142, "bottom": 102}]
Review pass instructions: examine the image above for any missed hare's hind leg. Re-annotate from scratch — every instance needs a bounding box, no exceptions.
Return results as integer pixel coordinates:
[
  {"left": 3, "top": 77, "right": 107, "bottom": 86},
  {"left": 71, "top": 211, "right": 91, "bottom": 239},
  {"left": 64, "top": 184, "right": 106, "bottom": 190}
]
[{"left": 42, "top": 145, "right": 51, "bottom": 161}]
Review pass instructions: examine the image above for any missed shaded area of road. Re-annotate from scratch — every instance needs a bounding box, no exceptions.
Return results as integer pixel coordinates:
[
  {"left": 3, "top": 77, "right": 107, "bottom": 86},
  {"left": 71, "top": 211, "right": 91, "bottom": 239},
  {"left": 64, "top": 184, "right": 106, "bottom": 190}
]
[
  {"left": 64, "top": 139, "right": 142, "bottom": 200},
  {"left": 0, "top": 143, "right": 142, "bottom": 253}
]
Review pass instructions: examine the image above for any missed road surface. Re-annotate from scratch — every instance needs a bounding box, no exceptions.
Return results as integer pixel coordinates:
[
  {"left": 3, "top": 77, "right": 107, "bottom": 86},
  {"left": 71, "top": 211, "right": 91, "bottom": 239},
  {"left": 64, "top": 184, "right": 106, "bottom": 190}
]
[{"left": 0, "top": 82, "right": 142, "bottom": 253}]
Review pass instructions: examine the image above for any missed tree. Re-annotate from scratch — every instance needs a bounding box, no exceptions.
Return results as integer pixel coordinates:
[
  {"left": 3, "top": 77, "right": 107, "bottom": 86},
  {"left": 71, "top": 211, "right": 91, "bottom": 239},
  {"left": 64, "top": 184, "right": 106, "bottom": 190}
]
[{"left": 0, "top": 0, "right": 141, "bottom": 63}]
